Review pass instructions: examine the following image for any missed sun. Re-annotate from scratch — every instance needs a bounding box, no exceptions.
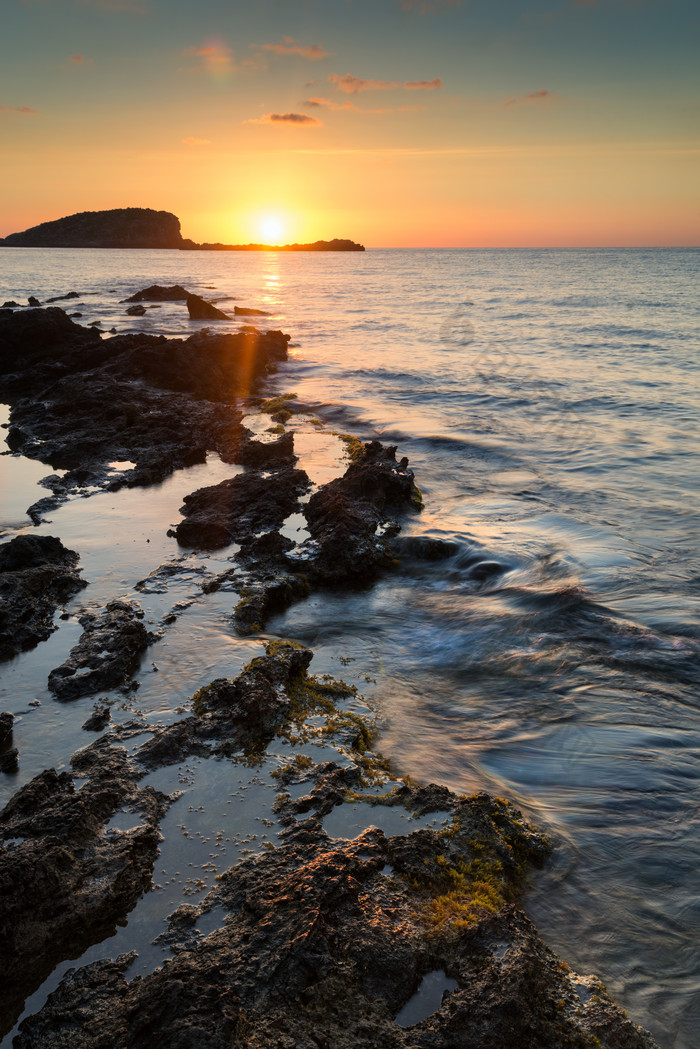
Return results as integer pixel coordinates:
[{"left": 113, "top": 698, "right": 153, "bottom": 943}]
[{"left": 260, "top": 216, "right": 283, "bottom": 243}]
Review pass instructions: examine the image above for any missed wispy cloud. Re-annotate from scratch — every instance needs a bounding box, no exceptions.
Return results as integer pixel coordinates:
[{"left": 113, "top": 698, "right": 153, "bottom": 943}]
[
  {"left": 305, "top": 96, "right": 425, "bottom": 115},
  {"left": 68, "top": 54, "right": 93, "bottom": 65},
  {"left": 247, "top": 112, "right": 322, "bottom": 127},
  {"left": 404, "top": 78, "right": 443, "bottom": 90},
  {"left": 0, "top": 104, "right": 38, "bottom": 115},
  {"left": 502, "top": 89, "right": 554, "bottom": 108},
  {"left": 260, "top": 37, "right": 331, "bottom": 61},
  {"left": 182, "top": 137, "right": 211, "bottom": 146},
  {"left": 183, "top": 40, "right": 235, "bottom": 81},
  {"left": 329, "top": 74, "right": 443, "bottom": 95}
]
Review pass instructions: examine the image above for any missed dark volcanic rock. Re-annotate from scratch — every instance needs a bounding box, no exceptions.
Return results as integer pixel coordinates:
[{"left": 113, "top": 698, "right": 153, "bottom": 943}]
[
  {"left": 0, "top": 535, "right": 87, "bottom": 661},
  {"left": 302, "top": 440, "right": 421, "bottom": 583},
  {"left": 234, "top": 305, "right": 269, "bottom": 316},
  {"left": 45, "top": 291, "right": 80, "bottom": 303},
  {"left": 186, "top": 293, "right": 229, "bottom": 320},
  {"left": 125, "top": 303, "right": 146, "bottom": 316},
  {"left": 11, "top": 794, "right": 657, "bottom": 1049},
  {"left": 0, "top": 711, "right": 13, "bottom": 748},
  {"left": 0, "top": 309, "right": 292, "bottom": 506},
  {"left": 174, "top": 464, "right": 310, "bottom": 549},
  {"left": 0, "top": 748, "right": 19, "bottom": 773},
  {"left": 123, "top": 284, "right": 191, "bottom": 302},
  {"left": 2, "top": 208, "right": 184, "bottom": 249},
  {"left": 0, "top": 745, "right": 167, "bottom": 1034},
  {"left": 48, "top": 599, "right": 156, "bottom": 700}
]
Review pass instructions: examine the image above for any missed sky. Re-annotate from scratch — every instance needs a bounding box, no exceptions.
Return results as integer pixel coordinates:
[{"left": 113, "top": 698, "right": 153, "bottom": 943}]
[{"left": 0, "top": 0, "right": 698, "bottom": 247}]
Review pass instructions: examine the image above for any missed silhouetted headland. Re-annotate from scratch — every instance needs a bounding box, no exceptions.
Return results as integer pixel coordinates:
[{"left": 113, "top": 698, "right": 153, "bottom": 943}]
[{"left": 0, "top": 208, "right": 365, "bottom": 251}]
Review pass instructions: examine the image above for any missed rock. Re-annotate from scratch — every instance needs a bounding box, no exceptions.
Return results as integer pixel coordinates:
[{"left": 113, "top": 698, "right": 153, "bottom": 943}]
[
  {"left": 174, "top": 465, "right": 310, "bottom": 549},
  {"left": 27, "top": 296, "right": 41, "bottom": 307},
  {"left": 125, "top": 303, "right": 146, "bottom": 316},
  {"left": 0, "top": 747, "right": 167, "bottom": 1032},
  {"left": 1, "top": 301, "right": 20, "bottom": 308},
  {"left": 2, "top": 208, "right": 184, "bottom": 249},
  {"left": 234, "top": 430, "right": 296, "bottom": 468},
  {"left": 234, "top": 306, "right": 269, "bottom": 316},
  {"left": 45, "top": 291, "right": 80, "bottom": 303},
  {"left": 186, "top": 293, "right": 229, "bottom": 320},
  {"left": 82, "top": 705, "right": 111, "bottom": 732},
  {"left": 0, "top": 748, "right": 19, "bottom": 774},
  {"left": 0, "top": 535, "right": 87, "bottom": 661},
  {"left": 48, "top": 599, "right": 156, "bottom": 700},
  {"left": 122, "top": 284, "right": 190, "bottom": 303},
  {"left": 0, "top": 712, "right": 13, "bottom": 748},
  {"left": 10, "top": 784, "right": 657, "bottom": 1049},
  {"left": 302, "top": 440, "right": 421, "bottom": 583},
  {"left": 0, "top": 309, "right": 292, "bottom": 509}
]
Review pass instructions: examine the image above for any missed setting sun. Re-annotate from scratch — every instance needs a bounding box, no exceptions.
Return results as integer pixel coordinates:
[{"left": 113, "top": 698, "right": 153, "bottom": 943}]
[{"left": 260, "top": 217, "right": 283, "bottom": 243}]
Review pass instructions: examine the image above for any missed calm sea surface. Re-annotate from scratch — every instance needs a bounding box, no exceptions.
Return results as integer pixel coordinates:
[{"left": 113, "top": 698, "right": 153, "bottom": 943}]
[{"left": 0, "top": 247, "right": 699, "bottom": 1047}]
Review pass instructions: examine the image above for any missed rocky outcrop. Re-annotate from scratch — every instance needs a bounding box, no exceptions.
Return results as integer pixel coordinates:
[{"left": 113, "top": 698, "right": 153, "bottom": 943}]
[
  {"left": 0, "top": 208, "right": 184, "bottom": 249},
  {"left": 0, "top": 535, "right": 87, "bottom": 661},
  {"left": 0, "top": 744, "right": 168, "bottom": 1032},
  {"left": 123, "top": 284, "right": 190, "bottom": 302},
  {"left": 0, "top": 308, "right": 292, "bottom": 512},
  {"left": 48, "top": 600, "right": 156, "bottom": 700},
  {"left": 186, "top": 294, "right": 229, "bottom": 320}
]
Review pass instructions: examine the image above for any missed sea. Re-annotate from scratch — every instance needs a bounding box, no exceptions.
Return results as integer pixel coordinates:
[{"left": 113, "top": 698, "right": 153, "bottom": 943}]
[{"left": 0, "top": 246, "right": 698, "bottom": 1048}]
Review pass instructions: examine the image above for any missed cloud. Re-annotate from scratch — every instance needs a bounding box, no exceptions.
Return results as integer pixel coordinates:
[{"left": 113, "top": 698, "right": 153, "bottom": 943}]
[
  {"left": 183, "top": 40, "right": 235, "bottom": 79},
  {"left": 329, "top": 74, "right": 400, "bottom": 94},
  {"left": 502, "top": 89, "right": 554, "bottom": 108},
  {"left": 182, "top": 137, "right": 211, "bottom": 146},
  {"left": 247, "top": 112, "right": 322, "bottom": 127},
  {"left": 404, "top": 78, "right": 443, "bottom": 90},
  {"left": 68, "top": 54, "right": 93, "bottom": 65},
  {"left": 0, "top": 104, "right": 38, "bottom": 114},
  {"left": 260, "top": 37, "right": 331, "bottom": 61},
  {"left": 305, "top": 96, "right": 425, "bottom": 115},
  {"left": 328, "top": 73, "right": 444, "bottom": 95},
  {"left": 400, "top": 0, "right": 460, "bottom": 11}
]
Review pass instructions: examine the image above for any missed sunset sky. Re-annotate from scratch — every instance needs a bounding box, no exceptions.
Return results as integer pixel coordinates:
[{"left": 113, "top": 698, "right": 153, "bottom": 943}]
[{"left": 1, "top": 0, "right": 698, "bottom": 247}]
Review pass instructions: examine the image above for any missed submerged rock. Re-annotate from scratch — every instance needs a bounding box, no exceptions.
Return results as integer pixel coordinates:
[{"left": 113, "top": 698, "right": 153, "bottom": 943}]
[
  {"left": 48, "top": 599, "right": 156, "bottom": 700},
  {"left": 0, "top": 535, "right": 87, "bottom": 661},
  {"left": 234, "top": 305, "right": 269, "bottom": 316}
]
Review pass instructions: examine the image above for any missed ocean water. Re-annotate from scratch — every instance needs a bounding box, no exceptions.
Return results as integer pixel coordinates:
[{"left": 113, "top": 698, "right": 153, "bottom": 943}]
[{"left": 0, "top": 246, "right": 699, "bottom": 1047}]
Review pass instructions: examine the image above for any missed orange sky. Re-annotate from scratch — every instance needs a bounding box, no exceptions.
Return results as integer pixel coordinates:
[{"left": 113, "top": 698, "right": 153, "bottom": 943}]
[{"left": 1, "top": 0, "right": 698, "bottom": 247}]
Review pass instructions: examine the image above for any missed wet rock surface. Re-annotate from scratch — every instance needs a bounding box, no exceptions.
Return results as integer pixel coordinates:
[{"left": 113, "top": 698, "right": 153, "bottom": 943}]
[
  {"left": 122, "top": 284, "right": 191, "bottom": 303},
  {"left": 0, "top": 308, "right": 291, "bottom": 514},
  {"left": 0, "top": 534, "right": 87, "bottom": 661},
  {"left": 48, "top": 599, "right": 156, "bottom": 700},
  {"left": 186, "top": 293, "right": 230, "bottom": 320},
  {"left": 0, "top": 743, "right": 168, "bottom": 1032}
]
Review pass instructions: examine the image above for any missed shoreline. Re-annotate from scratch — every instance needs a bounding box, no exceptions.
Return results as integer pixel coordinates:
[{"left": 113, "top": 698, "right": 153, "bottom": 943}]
[{"left": 0, "top": 293, "right": 659, "bottom": 1047}]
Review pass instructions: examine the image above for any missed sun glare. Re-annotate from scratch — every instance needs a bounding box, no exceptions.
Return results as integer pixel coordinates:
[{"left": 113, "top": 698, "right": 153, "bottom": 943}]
[{"left": 261, "top": 217, "right": 283, "bottom": 243}]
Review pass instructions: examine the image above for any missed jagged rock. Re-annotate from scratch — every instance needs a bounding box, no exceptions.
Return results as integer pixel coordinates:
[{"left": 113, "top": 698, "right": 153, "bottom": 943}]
[
  {"left": 0, "top": 712, "right": 13, "bottom": 748},
  {"left": 0, "top": 745, "right": 167, "bottom": 1033},
  {"left": 48, "top": 600, "right": 156, "bottom": 700},
  {"left": 234, "top": 306, "right": 269, "bottom": 316},
  {"left": 27, "top": 296, "right": 41, "bottom": 307},
  {"left": 0, "top": 535, "right": 87, "bottom": 661},
  {"left": 234, "top": 430, "right": 296, "bottom": 468},
  {"left": 1, "top": 301, "right": 20, "bottom": 308},
  {"left": 174, "top": 465, "right": 310, "bottom": 549},
  {"left": 82, "top": 705, "right": 111, "bottom": 732},
  {"left": 125, "top": 303, "right": 146, "bottom": 316},
  {"left": 302, "top": 440, "right": 421, "bottom": 583},
  {"left": 123, "top": 284, "right": 190, "bottom": 303},
  {"left": 0, "top": 748, "right": 18, "bottom": 773},
  {"left": 186, "top": 293, "right": 229, "bottom": 320}
]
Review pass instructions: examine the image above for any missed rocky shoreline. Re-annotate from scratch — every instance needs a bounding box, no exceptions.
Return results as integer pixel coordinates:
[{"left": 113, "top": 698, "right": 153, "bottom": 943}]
[{"left": 0, "top": 296, "right": 658, "bottom": 1047}]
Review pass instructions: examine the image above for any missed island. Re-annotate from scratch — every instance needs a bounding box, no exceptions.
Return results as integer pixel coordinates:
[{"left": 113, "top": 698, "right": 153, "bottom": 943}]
[{"left": 0, "top": 208, "right": 365, "bottom": 251}]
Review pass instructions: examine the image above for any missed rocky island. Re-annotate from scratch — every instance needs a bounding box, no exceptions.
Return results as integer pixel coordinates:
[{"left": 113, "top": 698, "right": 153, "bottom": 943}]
[{"left": 0, "top": 208, "right": 365, "bottom": 252}]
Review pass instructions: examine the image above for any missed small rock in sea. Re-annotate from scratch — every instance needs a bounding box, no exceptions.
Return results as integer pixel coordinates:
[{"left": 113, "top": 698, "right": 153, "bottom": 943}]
[
  {"left": 29, "top": 700, "right": 41, "bottom": 707},
  {"left": 69, "top": 312, "right": 82, "bottom": 317},
  {"left": 186, "top": 294, "right": 229, "bottom": 321},
  {"left": 0, "top": 747, "right": 19, "bottom": 773},
  {"left": 234, "top": 306, "right": 270, "bottom": 317},
  {"left": 27, "top": 296, "right": 41, "bottom": 307},
  {"left": 123, "top": 284, "right": 190, "bottom": 303},
  {"left": 126, "top": 304, "right": 147, "bottom": 316},
  {"left": 1, "top": 301, "right": 20, "bottom": 308},
  {"left": 82, "top": 705, "right": 111, "bottom": 732},
  {"left": 0, "top": 711, "right": 14, "bottom": 748},
  {"left": 45, "top": 291, "right": 80, "bottom": 303}
]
